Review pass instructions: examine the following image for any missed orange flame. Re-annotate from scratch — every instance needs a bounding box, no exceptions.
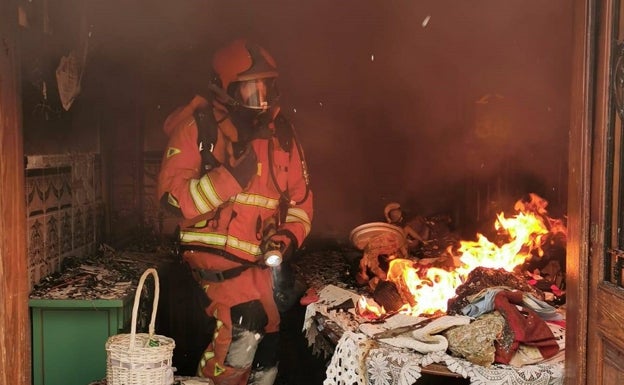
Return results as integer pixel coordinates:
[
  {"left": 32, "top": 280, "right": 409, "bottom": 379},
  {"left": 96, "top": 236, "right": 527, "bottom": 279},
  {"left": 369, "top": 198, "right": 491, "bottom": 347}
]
[
  {"left": 359, "top": 193, "right": 566, "bottom": 318},
  {"left": 455, "top": 210, "right": 549, "bottom": 276},
  {"left": 386, "top": 259, "right": 463, "bottom": 316},
  {"left": 356, "top": 295, "right": 388, "bottom": 320}
]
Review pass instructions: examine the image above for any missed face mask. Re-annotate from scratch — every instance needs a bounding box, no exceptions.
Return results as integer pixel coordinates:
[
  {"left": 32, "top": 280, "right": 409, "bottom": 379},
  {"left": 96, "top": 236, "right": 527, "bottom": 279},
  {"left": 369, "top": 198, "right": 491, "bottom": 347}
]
[
  {"left": 228, "top": 106, "right": 260, "bottom": 143},
  {"left": 227, "top": 106, "right": 274, "bottom": 143},
  {"left": 229, "top": 78, "right": 280, "bottom": 110}
]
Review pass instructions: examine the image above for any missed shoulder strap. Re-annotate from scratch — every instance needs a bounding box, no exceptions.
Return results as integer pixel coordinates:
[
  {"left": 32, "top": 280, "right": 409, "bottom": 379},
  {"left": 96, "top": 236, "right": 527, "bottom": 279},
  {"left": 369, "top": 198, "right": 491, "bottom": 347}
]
[
  {"left": 193, "top": 107, "right": 221, "bottom": 172},
  {"left": 274, "top": 113, "right": 294, "bottom": 153}
]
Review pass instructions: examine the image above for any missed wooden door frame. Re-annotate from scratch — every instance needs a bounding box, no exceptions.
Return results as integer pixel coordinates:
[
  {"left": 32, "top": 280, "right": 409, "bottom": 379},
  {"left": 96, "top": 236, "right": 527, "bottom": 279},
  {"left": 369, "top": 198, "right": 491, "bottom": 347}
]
[
  {"left": 586, "top": 0, "right": 624, "bottom": 383},
  {"left": 566, "top": 0, "right": 624, "bottom": 383},
  {"left": 0, "top": 0, "right": 30, "bottom": 384},
  {"left": 0, "top": 1, "right": 601, "bottom": 384},
  {"left": 568, "top": 0, "right": 595, "bottom": 384}
]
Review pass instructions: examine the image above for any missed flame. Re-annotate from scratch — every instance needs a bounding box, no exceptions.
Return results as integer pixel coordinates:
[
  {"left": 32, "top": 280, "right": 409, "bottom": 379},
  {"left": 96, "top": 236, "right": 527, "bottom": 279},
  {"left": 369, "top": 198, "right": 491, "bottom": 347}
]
[
  {"left": 356, "top": 296, "right": 387, "bottom": 320},
  {"left": 455, "top": 210, "right": 549, "bottom": 276},
  {"left": 386, "top": 259, "right": 463, "bottom": 316},
  {"left": 358, "top": 193, "right": 566, "bottom": 318}
]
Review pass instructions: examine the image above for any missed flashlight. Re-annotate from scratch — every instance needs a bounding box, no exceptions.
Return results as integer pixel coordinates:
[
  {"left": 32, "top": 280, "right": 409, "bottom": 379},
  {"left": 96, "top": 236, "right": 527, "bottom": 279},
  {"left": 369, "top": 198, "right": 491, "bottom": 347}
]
[{"left": 263, "top": 248, "right": 283, "bottom": 267}]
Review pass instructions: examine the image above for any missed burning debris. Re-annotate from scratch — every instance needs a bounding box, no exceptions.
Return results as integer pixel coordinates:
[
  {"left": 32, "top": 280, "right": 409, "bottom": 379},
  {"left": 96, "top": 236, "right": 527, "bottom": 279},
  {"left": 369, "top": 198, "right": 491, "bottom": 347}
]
[
  {"left": 297, "top": 193, "right": 568, "bottom": 372},
  {"left": 446, "top": 266, "right": 545, "bottom": 315},
  {"left": 351, "top": 193, "right": 566, "bottom": 318}
]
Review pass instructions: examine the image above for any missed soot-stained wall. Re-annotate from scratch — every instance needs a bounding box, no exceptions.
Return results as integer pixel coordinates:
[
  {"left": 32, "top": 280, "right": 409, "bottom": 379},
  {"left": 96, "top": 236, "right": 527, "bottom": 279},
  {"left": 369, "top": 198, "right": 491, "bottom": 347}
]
[{"left": 22, "top": 0, "right": 573, "bottom": 240}]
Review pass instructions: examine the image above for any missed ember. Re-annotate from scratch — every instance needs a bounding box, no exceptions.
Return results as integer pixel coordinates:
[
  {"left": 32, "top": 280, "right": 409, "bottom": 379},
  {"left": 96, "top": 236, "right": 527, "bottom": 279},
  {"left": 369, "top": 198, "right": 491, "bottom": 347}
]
[{"left": 355, "top": 193, "right": 566, "bottom": 318}]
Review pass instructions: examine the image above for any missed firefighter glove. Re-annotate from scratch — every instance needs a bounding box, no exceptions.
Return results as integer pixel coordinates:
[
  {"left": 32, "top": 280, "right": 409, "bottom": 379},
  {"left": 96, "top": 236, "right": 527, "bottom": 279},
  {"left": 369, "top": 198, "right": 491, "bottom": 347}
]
[{"left": 263, "top": 230, "right": 298, "bottom": 264}]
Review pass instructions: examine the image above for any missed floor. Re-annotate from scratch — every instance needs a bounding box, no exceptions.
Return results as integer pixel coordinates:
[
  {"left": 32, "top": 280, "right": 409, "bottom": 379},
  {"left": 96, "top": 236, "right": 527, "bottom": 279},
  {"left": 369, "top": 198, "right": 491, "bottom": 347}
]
[{"left": 157, "top": 237, "right": 473, "bottom": 385}]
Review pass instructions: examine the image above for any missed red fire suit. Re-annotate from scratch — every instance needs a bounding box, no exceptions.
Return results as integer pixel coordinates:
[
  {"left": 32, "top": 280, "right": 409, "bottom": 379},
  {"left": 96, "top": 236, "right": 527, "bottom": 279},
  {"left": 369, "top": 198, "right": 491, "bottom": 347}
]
[{"left": 158, "top": 97, "right": 313, "bottom": 385}]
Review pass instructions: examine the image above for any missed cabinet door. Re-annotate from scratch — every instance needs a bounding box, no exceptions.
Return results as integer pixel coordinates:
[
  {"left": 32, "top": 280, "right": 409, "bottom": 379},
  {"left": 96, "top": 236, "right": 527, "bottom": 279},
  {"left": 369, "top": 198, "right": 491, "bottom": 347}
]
[
  {"left": 31, "top": 307, "right": 118, "bottom": 385},
  {"left": 587, "top": 0, "right": 624, "bottom": 383}
]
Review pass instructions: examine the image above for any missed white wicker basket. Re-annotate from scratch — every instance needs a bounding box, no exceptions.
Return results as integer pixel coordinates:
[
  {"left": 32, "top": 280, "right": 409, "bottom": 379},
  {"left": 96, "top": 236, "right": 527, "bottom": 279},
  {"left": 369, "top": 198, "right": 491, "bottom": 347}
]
[{"left": 105, "top": 268, "right": 176, "bottom": 385}]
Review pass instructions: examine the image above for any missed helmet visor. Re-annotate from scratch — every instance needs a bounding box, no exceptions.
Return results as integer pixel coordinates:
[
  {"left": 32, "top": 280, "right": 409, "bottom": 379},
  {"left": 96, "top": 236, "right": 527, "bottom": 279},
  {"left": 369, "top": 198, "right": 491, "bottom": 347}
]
[{"left": 229, "top": 77, "right": 280, "bottom": 110}]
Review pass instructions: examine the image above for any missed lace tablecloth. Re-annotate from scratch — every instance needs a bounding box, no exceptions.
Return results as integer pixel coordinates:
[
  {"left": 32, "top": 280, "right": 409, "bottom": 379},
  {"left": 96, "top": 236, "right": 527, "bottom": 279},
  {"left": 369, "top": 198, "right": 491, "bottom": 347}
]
[
  {"left": 304, "top": 285, "right": 564, "bottom": 385},
  {"left": 326, "top": 332, "right": 564, "bottom": 385}
]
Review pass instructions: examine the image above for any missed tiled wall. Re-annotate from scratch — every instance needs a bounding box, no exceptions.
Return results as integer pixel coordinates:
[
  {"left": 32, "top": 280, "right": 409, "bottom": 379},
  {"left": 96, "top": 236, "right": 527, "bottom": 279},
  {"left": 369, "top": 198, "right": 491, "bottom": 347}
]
[{"left": 25, "top": 153, "right": 103, "bottom": 290}]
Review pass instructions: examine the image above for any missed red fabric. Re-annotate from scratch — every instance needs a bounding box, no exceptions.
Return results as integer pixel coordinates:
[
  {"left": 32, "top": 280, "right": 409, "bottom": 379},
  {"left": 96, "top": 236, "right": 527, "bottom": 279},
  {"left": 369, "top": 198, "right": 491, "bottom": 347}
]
[
  {"left": 300, "top": 287, "right": 320, "bottom": 305},
  {"left": 547, "top": 319, "right": 566, "bottom": 328},
  {"left": 493, "top": 290, "right": 560, "bottom": 364}
]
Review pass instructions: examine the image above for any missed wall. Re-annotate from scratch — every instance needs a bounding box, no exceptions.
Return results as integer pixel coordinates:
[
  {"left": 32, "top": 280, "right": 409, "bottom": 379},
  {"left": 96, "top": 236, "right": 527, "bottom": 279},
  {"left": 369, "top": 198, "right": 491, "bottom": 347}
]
[
  {"left": 131, "top": 0, "right": 573, "bottom": 240},
  {"left": 25, "top": 154, "right": 103, "bottom": 289},
  {"left": 21, "top": 0, "right": 574, "bottom": 243}
]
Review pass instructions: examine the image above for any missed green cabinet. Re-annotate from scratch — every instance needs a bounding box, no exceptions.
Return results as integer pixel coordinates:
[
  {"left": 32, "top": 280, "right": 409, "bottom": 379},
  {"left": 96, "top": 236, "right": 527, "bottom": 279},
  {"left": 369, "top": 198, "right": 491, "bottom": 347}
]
[{"left": 30, "top": 297, "right": 133, "bottom": 385}]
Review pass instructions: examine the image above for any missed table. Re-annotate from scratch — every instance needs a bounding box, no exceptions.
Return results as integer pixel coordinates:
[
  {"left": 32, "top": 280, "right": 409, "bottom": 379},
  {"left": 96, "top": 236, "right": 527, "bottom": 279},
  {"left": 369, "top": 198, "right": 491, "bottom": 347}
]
[
  {"left": 294, "top": 249, "right": 565, "bottom": 385},
  {"left": 302, "top": 285, "right": 565, "bottom": 385},
  {"left": 88, "top": 376, "right": 214, "bottom": 385}
]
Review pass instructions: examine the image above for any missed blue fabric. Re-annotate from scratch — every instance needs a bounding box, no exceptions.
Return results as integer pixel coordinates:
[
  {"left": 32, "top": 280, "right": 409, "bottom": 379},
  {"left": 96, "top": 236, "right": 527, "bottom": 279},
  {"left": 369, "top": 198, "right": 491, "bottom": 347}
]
[
  {"left": 460, "top": 287, "right": 562, "bottom": 321},
  {"left": 521, "top": 293, "right": 563, "bottom": 321},
  {"left": 460, "top": 287, "right": 505, "bottom": 317}
]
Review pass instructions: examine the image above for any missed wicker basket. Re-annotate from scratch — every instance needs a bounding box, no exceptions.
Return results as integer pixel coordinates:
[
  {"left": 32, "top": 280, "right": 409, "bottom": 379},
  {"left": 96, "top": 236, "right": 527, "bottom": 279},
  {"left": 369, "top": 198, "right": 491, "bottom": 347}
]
[{"left": 105, "top": 268, "right": 176, "bottom": 385}]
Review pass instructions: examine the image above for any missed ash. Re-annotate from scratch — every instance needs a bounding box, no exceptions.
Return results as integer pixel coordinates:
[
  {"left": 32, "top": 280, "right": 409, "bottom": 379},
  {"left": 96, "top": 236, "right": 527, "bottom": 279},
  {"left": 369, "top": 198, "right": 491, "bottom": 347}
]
[{"left": 30, "top": 244, "right": 174, "bottom": 300}]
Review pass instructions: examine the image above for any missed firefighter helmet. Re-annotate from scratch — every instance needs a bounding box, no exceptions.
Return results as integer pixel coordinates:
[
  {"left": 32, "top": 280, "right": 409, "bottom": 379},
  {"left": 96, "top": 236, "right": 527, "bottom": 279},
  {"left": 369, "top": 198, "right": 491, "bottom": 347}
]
[{"left": 211, "top": 39, "right": 280, "bottom": 110}]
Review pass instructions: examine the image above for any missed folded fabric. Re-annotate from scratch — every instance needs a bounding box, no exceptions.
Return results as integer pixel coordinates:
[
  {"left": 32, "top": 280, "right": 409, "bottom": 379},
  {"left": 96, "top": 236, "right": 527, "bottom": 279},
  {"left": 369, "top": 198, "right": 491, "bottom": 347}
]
[
  {"left": 377, "top": 315, "right": 471, "bottom": 353},
  {"left": 493, "top": 290, "right": 560, "bottom": 364},
  {"left": 461, "top": 287, "right": 506, "bottom": 317},
  {"left": 461, "top": 287, "right": 562, "bottom": 321},
  {"left": 445, "top": 311, "right": 507, "bottom": 367},
  {"left": 359, "top": 314, "right": 429, "bottom": 337},
  {"left": 508, "top": 345, "right": 546, "bottom": 367},
  {"left": 521, "top": 293, "right": 563, "bottom": 321}
]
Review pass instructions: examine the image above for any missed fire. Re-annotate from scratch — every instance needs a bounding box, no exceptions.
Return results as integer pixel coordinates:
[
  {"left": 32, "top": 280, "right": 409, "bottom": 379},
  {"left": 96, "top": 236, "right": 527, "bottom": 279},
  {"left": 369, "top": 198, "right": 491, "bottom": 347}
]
[
  {"left": 386, "top": 259, "right": 463, "bottom": 316},
  {"left": 359, "top": 193, "right": 566, "bottom": 318},
  {"left": 455, "top": 210, "right": 549, "bottom": 275},
  {"left": 356, "top": 296, "right": 388, "bottom": 320}
]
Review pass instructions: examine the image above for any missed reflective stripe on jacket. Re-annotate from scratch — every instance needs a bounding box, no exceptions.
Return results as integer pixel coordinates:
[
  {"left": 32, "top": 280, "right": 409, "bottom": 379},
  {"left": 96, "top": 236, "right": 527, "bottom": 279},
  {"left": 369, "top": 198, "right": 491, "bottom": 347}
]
[{"left": 157, "top": 104, "right": 313, "bottom": 271}]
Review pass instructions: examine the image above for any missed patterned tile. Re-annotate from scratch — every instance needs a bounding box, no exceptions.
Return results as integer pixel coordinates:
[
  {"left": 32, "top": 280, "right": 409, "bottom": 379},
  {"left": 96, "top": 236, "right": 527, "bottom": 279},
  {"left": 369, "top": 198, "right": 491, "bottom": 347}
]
[
  {"left": 25, "top": 170, "right": 46, "bottom": 217},
  {"left": 72, "top": 155, "right": 87, "bottom": 206},
  {"left": 58, "top": 168, "right": 72, "bottom": 209},
  {"left": 24, "top": 154, "right": 109, "bottom": 287},
  {"left": 27, "top": 217, "right": 45, "bottom": 268},
  {"left": 60, "top": 204, "right": 73, "bottom": 255},
  {"left": 25, "top": 154, "right": 105, "bottom": 287},
  {"left": 73, "top": 206, "right": 85, "bottom": 248},
  {"left": 45, "top": 212, "right": 60, "bottom": 266},
  {"left": 29, "top": 264, "right": 42, "bottom": 292},
  {"left": 46, "top": 169, "right": 62, "bottom": 213},
  {"left": 46, "top": 255, "right": 61, "bottom": 279}
]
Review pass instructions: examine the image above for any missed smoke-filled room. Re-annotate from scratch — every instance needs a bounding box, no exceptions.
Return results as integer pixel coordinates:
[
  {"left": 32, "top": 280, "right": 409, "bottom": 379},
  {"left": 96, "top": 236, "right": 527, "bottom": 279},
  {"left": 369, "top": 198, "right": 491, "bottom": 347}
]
[{"left": 2, "top": 1, "right": 624, "bottom": 385}]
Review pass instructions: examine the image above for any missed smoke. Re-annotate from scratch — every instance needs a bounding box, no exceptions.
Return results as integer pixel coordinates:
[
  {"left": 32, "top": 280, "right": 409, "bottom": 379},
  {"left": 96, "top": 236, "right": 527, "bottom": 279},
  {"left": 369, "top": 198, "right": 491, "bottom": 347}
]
[{"left": 60, "top": 0, "right": 573, "bottom": 240}]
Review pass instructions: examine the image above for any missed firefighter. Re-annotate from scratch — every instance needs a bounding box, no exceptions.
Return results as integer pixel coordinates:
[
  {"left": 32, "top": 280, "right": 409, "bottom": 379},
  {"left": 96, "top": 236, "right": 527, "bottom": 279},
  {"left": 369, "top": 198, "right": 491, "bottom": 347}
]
[{"left": 158, "top": 38, "right": 313, "bottom": 385}]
